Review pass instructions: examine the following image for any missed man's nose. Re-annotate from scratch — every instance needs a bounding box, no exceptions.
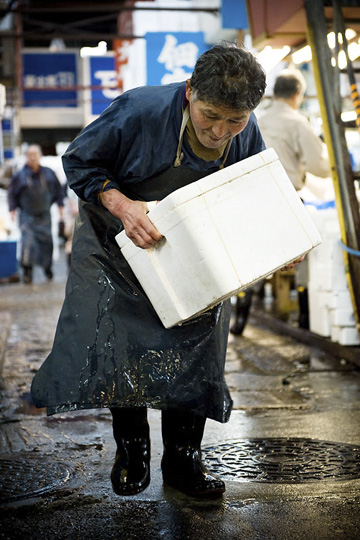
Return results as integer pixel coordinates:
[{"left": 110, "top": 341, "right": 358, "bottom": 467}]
[{"left": 211, "top": 120, "right": 228, "bottom": 138}]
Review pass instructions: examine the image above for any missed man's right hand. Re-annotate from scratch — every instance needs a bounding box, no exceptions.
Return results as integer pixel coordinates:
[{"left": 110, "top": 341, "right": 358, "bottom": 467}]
[{"left": 99, "top": 189, "right": 163, "bottom": 249}]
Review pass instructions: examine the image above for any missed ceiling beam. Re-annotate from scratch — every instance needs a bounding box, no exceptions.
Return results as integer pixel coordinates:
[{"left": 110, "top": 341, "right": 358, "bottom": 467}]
[
  {"left": 0, "top": 30, "right": 142, "bottom": 40},
  {"left": 1, "top": 5, "right": 219, "bottom": 15}
]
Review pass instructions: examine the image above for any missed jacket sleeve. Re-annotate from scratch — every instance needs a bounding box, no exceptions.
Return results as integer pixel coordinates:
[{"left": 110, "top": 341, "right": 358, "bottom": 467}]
[
  {"left": 7, "top": 173, "right": 21, "bottom": 212},
  {"left": 62, "top": 99, "right": 128, "bottom": 203}
]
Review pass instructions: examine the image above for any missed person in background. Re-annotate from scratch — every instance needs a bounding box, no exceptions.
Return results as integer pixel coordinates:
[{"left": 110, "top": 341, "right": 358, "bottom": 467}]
[
  {"left": 257, "top": 68, "right": 330, "bottom": 191},
  {"left": 8, "top": 144, "right": 64, "bottom": 283},
  {"left": 31, "top": 42, "right": 301, "bottom": 499},
  {"left": 256, "top": 68, "right": 331, "bottom": 329}
]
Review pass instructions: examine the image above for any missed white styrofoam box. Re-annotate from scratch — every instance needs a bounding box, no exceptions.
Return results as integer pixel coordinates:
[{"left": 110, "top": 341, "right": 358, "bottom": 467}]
[
  {"left": 308, "top": 227, "right": 348, "bottom": 291},
  {"left": 328, "top": 290, "right": 354, "bottom": 311},
  {"left": 330, "top": 308, "right": 356, "bottom": 327},
  {"left": 330, "top": 325, "right": 360, "bottom": 346},
  {"left": 308, "top": 288, "right": 332, "bottom": 336},
  {"left": 116, "top": 149, "right": 321, "bottom": 328},
  {"left": 308, "top": 261, "right": 348, "bottom": 291},
  {"left": 308, "top": 236, "right": 342, "bottom": 265},
  {"left": 306, "top": 206, "right": 340, "bottom": 238},
  {"left": 308, "top": 236, "right": 345, "bottom": 269}
]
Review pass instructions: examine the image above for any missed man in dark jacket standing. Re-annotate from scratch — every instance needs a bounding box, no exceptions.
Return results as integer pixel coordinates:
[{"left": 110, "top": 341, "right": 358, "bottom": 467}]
[
  {"left": 31, "top": 42, "right": 267, "bottom": 498},
  {"left": 8, "top": 144, "right": 64, "bottom": 283}
]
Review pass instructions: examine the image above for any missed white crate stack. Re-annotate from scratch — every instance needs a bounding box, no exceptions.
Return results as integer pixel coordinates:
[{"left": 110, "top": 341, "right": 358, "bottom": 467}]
[{"left": 307, "top": 205, "right": 360, "bottom": 345}]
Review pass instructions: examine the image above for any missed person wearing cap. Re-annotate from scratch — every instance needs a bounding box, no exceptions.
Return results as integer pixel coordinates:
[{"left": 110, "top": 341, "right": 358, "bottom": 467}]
[{"left": 31, "top": 42, "right": 268, "bottom": 498}]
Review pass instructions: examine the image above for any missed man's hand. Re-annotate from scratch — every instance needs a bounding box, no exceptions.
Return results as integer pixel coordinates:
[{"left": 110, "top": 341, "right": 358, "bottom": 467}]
[
  {"left": 99, "top": 189, "right": 162, "bottom": 249},
  {"left": 280, "top": 255, "right": 306, "bottom": 271}
]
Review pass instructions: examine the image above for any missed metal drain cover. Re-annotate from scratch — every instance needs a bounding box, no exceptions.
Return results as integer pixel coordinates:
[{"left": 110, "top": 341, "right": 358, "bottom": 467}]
[
  {"left": 203, "top": 438, "right": 360, "bottom": 483},
  {"left": 0, "top": 453, "right": 72, "bottom": 503}
]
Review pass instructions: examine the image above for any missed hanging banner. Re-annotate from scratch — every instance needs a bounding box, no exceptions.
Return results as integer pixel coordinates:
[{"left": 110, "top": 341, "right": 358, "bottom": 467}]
[
  {"left": 221, "top": 0, "right": 248, "bottom": 29},
  {"left": 22, "top": 51, "right": 78, "bottom": 108},
  {"left": 145, "top": 32, "right": 207, "bottom": 86},
  {"left": 88, "top": 55, "right": 120, "bottom": 117},
  {"left": 113, "top": 39, "right": 133, "bottom": 91},
  {"left": 84, "top": 41, "right": 146, "bottom": 123}
]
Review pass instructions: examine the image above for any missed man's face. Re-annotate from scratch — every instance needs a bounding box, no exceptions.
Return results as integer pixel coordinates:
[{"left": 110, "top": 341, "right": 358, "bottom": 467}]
[
  {"left": 26, "top": 147, "right": 41, "bottom": 170},
  {"left": 185, "top": 81, "right": 251, "bottom": 150}
]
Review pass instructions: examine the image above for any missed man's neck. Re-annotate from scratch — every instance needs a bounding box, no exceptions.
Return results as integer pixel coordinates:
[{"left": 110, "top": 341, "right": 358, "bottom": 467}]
[
  {"left": 274, "top": 96, "right": 298, "bottom": 110},
  {"left": 28, "top": 164, "right": 40, "bottom": 173}
]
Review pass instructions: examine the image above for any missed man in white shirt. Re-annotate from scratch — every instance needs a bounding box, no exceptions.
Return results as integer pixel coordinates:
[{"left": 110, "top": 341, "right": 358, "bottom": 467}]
[
  {"left": 257, "top": 69, "right": 331, "bottom": 329},
  {"left": 258, "top": 69, "right": 330, "bottom": 191}
]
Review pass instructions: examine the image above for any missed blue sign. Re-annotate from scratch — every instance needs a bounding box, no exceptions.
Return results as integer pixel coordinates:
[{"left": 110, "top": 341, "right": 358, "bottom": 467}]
[
  {"left": 1, "top": 118, "right": 14, "bottom": 159},
  {"left": 22, "top": 52, "right": 77, "bottom": 107},
  {"left": 222, "top": 0, "right": 248, "bottom": 30},
  {"left": 89, "top": 56, "right": 120, "bottom": 116},
  {"left": 145, "top": 32, "right": 207, "bottom": 86}
]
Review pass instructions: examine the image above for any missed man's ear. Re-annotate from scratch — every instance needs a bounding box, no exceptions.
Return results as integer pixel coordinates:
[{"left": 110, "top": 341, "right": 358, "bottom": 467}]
[{"left": 185, "top": 80, "right": 192, "bottom": 102}]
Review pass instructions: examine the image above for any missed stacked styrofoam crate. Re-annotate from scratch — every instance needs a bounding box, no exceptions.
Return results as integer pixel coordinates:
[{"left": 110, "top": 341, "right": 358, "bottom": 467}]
[{"left": 307, "top": 204, "right": 360, "bottom": 345}]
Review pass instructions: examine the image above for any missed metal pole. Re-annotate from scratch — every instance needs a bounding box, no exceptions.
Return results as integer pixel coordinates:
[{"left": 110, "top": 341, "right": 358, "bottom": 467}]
[
  {"left": 305, "top": 0, "right": 360, "bottom": 332},
  {"left": 333, "top": 0, "right": 360, "bottom": 133}
]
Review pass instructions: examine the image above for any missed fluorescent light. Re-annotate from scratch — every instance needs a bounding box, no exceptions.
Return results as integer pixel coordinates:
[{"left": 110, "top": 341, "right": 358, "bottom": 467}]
[
  {"left": 80, "top": 41, "right": 108, "bottom": 58},
  {"left": 328, "top": 29, "right": 357, "bottom": 49},
  {"left": 292, "top": 45, "right": 312, "bottom": 64},
  {"left": 331, "top": 43, "right": 360, "bottom": 69},
  {"left": 294, "top": 29, "right": 358, "bottom": 64},
  {"left": 341, "top": 110, "right": 357, "bottom": 122},
  {"left": 256, "top": 45, "right": 291, "bottom": 73}
]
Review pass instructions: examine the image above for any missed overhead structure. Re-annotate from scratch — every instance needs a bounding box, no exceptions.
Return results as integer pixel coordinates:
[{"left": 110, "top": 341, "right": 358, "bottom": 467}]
[
  {"left": 304, "top": 0, "right": 360, "bottom": 333},
  {"left": 246, "top": 0, "right": 360, "bottom": 335},
  {"left": 246, "top": 0, "right": 360, "bottom": 50}
]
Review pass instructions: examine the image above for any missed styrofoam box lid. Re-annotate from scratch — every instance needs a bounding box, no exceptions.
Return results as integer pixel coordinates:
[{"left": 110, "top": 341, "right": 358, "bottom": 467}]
[{"left": 117, "top": 148, "right": 280, "bottom": 249}]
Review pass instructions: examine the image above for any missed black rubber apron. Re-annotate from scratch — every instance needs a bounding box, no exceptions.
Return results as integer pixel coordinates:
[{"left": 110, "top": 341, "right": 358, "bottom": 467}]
[{"left": 31, "top": 110, "right": 233, "bottom": 423}]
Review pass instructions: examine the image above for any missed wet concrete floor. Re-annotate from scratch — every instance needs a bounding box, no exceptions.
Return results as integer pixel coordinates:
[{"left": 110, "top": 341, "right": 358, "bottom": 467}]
[{"left": 0, "top": 252, "right": 360, "bottom": 539}]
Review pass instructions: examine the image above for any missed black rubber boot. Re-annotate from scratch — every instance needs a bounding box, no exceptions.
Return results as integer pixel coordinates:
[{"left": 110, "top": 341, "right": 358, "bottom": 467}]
[
  {"left": 44, "top": 267, "right": 53, "bottom": 281},
  {"left": 297, "top": 286, "right": 309, "bottom": 329},
  {"left": 23, "top": 265, "right": 33, "bottom": 284},
  {"left": 110, "top": 407, "right": 150, "bottom": 496},
  {"left": 230, "top": 289, "right": 253, "bottom": 336},
  {"left": 161, "top": 408, "right": 225, "bottom": 497}
]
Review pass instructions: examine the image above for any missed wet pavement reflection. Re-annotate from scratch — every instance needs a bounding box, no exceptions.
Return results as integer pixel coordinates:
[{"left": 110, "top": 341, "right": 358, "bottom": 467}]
[{"left": 0, "top": 251, "right": 359, "bottom": 539}]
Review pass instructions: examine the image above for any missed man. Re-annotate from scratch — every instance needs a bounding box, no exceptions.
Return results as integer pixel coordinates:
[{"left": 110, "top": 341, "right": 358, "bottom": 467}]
[
  {"left": 257, "top": 69, "right": 330, "bottom": 191},
  {"left": 257, "top": 69, "right": 331, "bottom": 329},
  {"left": 31, "top": 42, "right": 268, "bottom": 498},
  {"left": 8, "top": 145, "right": 64, "bottom": 283}
]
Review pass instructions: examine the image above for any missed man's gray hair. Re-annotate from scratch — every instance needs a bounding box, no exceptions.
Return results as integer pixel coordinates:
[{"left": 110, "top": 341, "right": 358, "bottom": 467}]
[
  {"left": 190, "top": 41, "right": 266, "bottom": 111},
  {"left": 273, "top": 69, "right": 307, "bottom": 99}
]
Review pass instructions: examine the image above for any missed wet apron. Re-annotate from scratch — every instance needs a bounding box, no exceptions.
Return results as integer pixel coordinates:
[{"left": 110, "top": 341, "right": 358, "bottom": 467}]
[
  {"left": 31, "top": 107, "right": 234, "bottom": 423},
  {"left": 19, "top": 171, "right": 53, "bottom": 269}
]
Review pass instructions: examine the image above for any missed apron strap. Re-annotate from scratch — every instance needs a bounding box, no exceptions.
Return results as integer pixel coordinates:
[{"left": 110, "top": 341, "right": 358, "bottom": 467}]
[
  {"left": 219, "top": 139, "right": 232, "bottom": 169},
  {"left": 174, "top": 106, "right": 189, "bottom": 168}
]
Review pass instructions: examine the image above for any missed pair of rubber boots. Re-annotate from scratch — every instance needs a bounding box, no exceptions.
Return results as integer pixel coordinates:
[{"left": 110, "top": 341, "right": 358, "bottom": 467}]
[{"left": 110, "top": 407, "right": 225, "bottom": 497}]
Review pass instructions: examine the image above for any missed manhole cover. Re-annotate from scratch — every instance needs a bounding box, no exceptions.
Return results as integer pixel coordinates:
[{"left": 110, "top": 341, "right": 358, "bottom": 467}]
[
  {"left": 0, "top": 453, "right": 72, "bottom": 503},
  {"left": 203, "top": 438, "right": 360, "bottom": 483}
]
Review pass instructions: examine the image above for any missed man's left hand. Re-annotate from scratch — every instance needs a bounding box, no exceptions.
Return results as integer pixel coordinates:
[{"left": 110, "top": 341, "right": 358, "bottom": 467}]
[{"left": 280, "top": 255, "right": 306, "bottom": 271}]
